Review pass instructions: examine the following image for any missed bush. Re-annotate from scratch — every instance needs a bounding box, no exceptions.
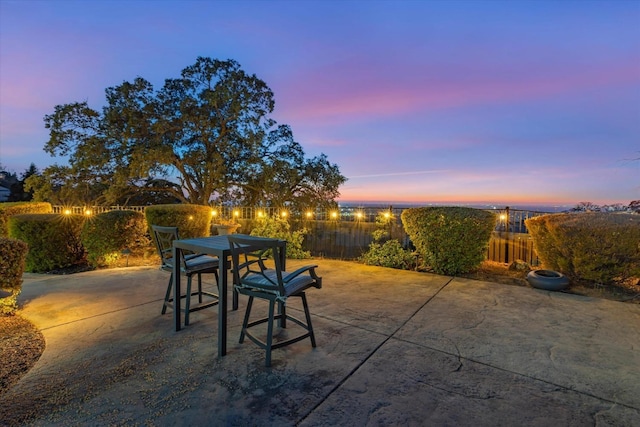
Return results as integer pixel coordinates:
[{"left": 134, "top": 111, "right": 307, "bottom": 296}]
[
  {"left": 144, "top": 204, "right": 212, "bottom": 239},
  {"left": 0, "top": 237, "right": 29, "bottom": 314},
  {"left": 526, "top": 213, "right": 640, "bottom": 284},
  {"left": 8, "top": 213, "right": 86, "bottom": 273},
  {"left": 250, "top": 216, "right": 311, "bottom": 259},
  {"left": 81, "top": 210, "right": 151, "bottom": 268},
  {"left": 360, "top": 240, "right": 416, "bottom": 269},
  {"left": 402, "top": 207, "right": 495, "bottom": 275},
  {"left": 360, "top": 218, "right": 415, "bottom": 269},
  {"left": 0, "top": 202, "right": 52, "bottom": 237}
]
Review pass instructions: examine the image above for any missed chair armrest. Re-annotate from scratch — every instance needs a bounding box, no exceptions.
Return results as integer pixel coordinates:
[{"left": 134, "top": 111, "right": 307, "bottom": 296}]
[{"left": 282, "top": 265, "right": 321, "bottom": 284}]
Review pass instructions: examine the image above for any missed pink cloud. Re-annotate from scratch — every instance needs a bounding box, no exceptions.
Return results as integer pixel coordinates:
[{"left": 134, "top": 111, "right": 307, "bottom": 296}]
[{"left": 274, "top": 55, "right": 640, "bottom": 126}]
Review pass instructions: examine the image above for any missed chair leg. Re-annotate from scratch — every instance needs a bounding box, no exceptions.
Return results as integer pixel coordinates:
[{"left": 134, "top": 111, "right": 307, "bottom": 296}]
[
  {"left": 162, "top": 273, "right": 174, "bottom": 315},
  {"left": 240, "top": 296, "right": 254, "bottom": 343},
  {"left": 185, "top": 276, "right": 193, "bottom": 326},
  {"left": 278, "top": 301, "right": 286, "bottom": 328},
  {"left": 301, "top": 292, "right": 316, "bottom": 347},
  {"left": 265, "top": 299, "right": 276, "bottom": 367},
  {"left": 197, "top": 273, "right": 203, "bottom": 303}
]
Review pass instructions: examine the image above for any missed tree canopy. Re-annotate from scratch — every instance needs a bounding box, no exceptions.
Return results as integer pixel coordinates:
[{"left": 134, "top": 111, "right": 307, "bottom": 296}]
[{"left": 31, "top": 57, "right": 346, "bottom": 209}]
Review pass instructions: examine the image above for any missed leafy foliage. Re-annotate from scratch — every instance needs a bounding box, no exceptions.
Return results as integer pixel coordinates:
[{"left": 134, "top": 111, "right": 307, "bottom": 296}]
[
  {"left": 0, "top": 163, "right": 39, "bottom": 202},
  {"left": 360, "top": 240, "right": 415, "bottom": 270},
  {"left": 630, "top": 200, "right": 640, "bottom": 213},
  {"left": 402, "top": 207, "right": 495, "bottom": 275},
  {"left": 360, "top": 213, "right": 415, "bottom": 269},
  {"left": 250, "top": 216, "right": 310, "bottom": 259},
  {"left": 81, "top": 210, "right": 151, "bottom": 267},
  {"left": 25, "top": 164, "right": 109, "bottom": 206},
  {"left": 36, "top": 57, "right": 345, "bottom": 208},
  {"left": 0, "top": 202, "right": 53, "bottom": 237},
  {"left": 144, "top": 204, "right": 213, "bottom": 241},
  {"left": 525, "top": 213, "right": 640, "bottom": 284},
  {"left": 8, "top": 214, "right": 86, "bottom": 273},
  {"left": 0, "top": 237, "right": 29, "bottom": 314}
]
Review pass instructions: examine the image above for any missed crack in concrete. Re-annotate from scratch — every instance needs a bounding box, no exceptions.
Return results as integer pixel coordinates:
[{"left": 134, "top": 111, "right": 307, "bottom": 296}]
[
  {"left": 296, "top": 277, "right": 455, "bottom": 425},
  {"left": 38, "top": 299, "right": 162, "bottom": 332}
]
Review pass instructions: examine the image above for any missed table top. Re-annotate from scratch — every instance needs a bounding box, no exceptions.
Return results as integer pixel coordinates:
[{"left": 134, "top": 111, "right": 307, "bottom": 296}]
[
  {"left": 173, "top": 234, "right": 252, "bottom": 255},
  {"left": 174, "top": 234, "right": 288, "bottom": 257}
]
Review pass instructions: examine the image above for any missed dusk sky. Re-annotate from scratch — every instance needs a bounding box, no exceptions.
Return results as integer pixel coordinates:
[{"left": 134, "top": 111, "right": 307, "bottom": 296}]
[{"left": 1, "top": 0, "right": 639, "bottom": 208}]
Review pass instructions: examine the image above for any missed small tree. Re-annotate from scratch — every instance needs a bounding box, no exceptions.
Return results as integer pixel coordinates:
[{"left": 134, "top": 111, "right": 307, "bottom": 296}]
[
  {"left": 5, "top": 163, "right": 38, "bottom": 202},
  {"left": 571, "top": 202, "right": 601, "bottom": 212}
]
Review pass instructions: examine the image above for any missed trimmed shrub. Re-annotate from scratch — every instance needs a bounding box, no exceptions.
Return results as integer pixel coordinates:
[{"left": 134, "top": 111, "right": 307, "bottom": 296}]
[
  {"left": 0, "top": 237, "right": 29, "bottom": 314},
  {"left": 0, "top": 202, "right": 52, "bottom": 237},
  {"left": 81, "top": 210, "right": 151, "bottom": 268},
  {"left": 250, "top": 216, "right": 311, "bottom": 259},
  {"left": 8, "top": 213, "right": 86, "bottom": 273},
  {"left": 144, "top": 204, "right": 212, "bottom": 239},
  {"left": 525, "top": 213, "right": 640, "bottom": 284},
  {"left": 523, "top": 214, "right": 565, "bottom": 271},
  {"left": 402, "top": 207, "right": 495, "bottom": 275}
]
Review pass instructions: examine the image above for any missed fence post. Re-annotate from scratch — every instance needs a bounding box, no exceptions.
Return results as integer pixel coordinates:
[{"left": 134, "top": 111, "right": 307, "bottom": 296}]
[{"left": 504, "top": 206, "right": 510, "bottom": 264}]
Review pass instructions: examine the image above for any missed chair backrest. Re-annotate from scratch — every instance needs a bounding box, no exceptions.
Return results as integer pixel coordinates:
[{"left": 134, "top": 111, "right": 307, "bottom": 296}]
[
  {"left": 228, "top": 235, "right": 286, "bottom": 296},
  {"left": 151, "top": 225, "right": 180, "bottom": 270}
]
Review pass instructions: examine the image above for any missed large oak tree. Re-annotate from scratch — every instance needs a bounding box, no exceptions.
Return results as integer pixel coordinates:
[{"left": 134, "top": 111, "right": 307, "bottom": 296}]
[{"left": 34, "top": 57, "right": 345, "bottom": 209}]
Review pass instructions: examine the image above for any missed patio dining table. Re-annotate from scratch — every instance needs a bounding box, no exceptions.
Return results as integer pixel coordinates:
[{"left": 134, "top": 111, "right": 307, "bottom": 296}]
[{"left": 172, "top": 234, "right": 286, "bottom": 357}]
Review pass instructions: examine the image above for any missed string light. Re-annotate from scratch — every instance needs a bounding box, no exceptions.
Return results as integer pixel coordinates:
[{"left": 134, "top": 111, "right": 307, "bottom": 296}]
[{"left": 52, "top": 205, "right": 406, "bottom": 224}]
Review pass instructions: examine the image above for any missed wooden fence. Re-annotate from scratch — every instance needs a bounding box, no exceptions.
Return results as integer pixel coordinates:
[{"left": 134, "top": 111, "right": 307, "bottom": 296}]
[
  {"left": 297, "top": 221, "right": 539, "bottom": 265},
  {"left": 52, "top": 205, "right": 550, "bottom": 265}
]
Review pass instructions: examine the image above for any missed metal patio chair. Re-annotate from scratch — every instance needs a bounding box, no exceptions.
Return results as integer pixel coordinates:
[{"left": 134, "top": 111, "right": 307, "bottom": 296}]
[
  {"left": 228, "top": 235, "right": 322, "bottom": 366},
  {"left": 151, "top": 225, "right": 220, "bottom": 326}
]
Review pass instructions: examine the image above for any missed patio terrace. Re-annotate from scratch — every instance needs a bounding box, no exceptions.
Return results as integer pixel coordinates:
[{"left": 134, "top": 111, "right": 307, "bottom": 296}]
[{"left": 1, "top": 259, "right": 639, "bottom": 426}]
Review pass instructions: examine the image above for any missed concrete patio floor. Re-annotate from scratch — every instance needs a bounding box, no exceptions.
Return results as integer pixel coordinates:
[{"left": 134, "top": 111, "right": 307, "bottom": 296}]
[{"left": 1, "top": 259, "right": 639, "bottom": 426}]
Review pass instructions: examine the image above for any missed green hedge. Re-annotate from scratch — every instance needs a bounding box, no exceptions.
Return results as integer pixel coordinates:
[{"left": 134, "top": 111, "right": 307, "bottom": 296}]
[
  {"left": 525, "top": 213, "right": 640, "bottom": 284},
  {"left": 8, "top": 213, "right": 86, "bottom": 273},
  {"left": 0, "top": 202, "right": 52, "bottom": 237},
  {"left": 0, "top": 237, "right": 29, "bottom": 314},
  {"left": 250, "top": 216, "right": 310, "bottom": 259},
  {"left": 402, "top": 207, "right": 495, "bottom": 275},
  {"left": 145, "top": 203, "right": 212, "bottom": 239},
  {"left": 81, "top": 210, "right": 151, "bottom": 268}
]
